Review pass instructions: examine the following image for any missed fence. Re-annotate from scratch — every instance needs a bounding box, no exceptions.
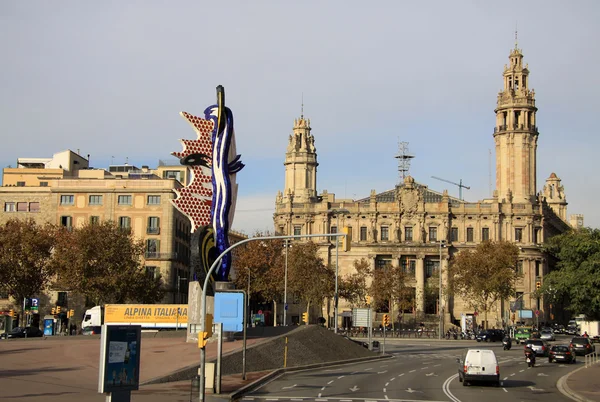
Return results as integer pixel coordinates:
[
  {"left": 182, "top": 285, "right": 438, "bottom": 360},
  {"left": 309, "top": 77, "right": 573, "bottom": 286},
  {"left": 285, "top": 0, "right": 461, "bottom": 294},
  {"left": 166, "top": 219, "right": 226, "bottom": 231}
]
[{"left": 584, "top": 351, "right": 599, "bottom": 368}]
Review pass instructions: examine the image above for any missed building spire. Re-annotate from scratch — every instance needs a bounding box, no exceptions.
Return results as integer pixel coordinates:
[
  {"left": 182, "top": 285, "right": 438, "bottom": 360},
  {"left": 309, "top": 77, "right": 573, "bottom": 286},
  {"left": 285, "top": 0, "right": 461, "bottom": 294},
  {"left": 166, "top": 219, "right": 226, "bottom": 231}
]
[
  {"left": 301, "top": 93, "right": 304, "bottom": 119},
  {"left": 514, "top": 22, "right": 518, "bottom": 50}
]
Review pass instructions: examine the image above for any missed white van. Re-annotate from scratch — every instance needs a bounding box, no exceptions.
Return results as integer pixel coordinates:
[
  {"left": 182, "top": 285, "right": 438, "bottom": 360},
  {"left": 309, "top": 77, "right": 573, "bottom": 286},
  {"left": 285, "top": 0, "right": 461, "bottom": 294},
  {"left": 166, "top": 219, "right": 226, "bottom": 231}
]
[{"left": 457, "top": 349, "right": 500, "bottom": 387}]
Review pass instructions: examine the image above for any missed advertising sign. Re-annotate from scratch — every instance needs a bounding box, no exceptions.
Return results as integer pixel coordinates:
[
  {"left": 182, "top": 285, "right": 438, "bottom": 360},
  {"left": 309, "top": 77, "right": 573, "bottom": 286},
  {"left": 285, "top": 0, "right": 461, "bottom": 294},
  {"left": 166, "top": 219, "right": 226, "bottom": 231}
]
[
  {"left": 98, "top": 325, "right": 141, "bottom": 393},
  {"left": 104, "top": 304, "right": 187, "bottom": 327}
]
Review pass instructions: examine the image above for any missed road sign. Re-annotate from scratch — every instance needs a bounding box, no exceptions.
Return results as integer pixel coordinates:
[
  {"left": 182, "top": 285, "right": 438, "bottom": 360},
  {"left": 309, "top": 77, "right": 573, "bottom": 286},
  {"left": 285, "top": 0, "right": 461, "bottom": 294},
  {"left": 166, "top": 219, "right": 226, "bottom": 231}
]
[
  {"left": 31, "top": 298, "right": 39, "bottom": 311},
  {"left": 284, "top": 303, "right": 288, "bottom": 311},
  {"left": 352, "top": 308, "right": 372, "bottom": 327},
  {"left": 257, "top": 310, "right": 263, "bottom": 315},
  {"left": 535, "top": 310, "right": 540, "bottom": 316}
]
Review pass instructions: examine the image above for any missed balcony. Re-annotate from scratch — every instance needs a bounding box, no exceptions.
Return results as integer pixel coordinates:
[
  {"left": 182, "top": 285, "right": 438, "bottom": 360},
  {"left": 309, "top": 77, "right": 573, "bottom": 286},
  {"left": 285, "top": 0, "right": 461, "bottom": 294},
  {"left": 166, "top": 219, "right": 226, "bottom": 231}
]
[
  {"left": 494, "top": 124, "right": 539, "bottom": 134},
  {"left": 147, "top": 227, "right": 160, "bottom": 235},
  {"left": 144, "top": 252, "right": 177, "bottom": 260}
]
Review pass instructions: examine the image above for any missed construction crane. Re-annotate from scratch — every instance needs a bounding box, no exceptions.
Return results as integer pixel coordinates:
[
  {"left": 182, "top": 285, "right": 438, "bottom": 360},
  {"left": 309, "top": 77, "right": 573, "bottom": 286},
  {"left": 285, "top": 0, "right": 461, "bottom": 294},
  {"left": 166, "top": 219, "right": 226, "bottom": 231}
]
[{"left": 431, "top": 176, "right": 470, "bottom": 201}]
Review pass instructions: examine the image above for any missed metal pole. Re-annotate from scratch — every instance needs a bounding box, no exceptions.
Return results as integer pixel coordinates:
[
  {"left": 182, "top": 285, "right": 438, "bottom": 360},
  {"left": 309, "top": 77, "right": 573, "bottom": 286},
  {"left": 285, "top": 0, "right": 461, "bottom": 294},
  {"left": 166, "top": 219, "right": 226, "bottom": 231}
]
[
  {"left": 334, "top": 214, "right": 339, "bottom": 334},
  {"left": 198, "top": 233, "right": 345, "bottom": 402},
  {"left": 242, "top": 289, "right": 247, "bottom": 380},
  {"left": 284, "top": 240, "right": 288, "bottom": 326},
  {"left": 439, "top": 243, "right": 442, "bottom": 340},
  {"left": 216, "top": 322, "right": 223, "bottom": 394}
]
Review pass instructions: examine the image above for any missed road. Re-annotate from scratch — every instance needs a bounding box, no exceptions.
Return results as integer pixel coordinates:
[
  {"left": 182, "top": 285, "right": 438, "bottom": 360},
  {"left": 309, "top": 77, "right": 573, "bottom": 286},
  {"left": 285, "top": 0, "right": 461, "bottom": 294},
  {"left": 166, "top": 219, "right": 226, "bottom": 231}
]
[{"left": 243, "top": 337, "right": 579, "bottom": 402}]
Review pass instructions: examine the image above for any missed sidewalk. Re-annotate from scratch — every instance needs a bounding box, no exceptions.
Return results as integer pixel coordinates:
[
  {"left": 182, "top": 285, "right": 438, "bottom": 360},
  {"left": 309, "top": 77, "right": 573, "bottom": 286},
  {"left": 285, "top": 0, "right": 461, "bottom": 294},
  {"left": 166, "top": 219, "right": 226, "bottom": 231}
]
[{"left": 562, "top": 359, "right": 600, "bottom": 402}]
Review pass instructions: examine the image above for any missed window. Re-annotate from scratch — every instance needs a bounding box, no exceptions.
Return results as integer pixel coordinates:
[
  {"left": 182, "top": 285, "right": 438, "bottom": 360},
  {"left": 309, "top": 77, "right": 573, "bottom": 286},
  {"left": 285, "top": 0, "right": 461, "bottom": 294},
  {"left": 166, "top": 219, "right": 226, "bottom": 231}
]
[
  {"left": 57, "top": 291, "right": 68, "bottom": 307},
  {"left": 515, "top": 228, "right": 523, "bottom": 242},
  {"left": 293, "top": 225, "right": 301, "bottom": 236},
  {"left": 405, "top": 226, "right": 413, "bottom": 241},
  {"left": 426, "top": 259, "right": 439, "bottom": 278},
  {"left": 381, "top": 226, "right": 389, "bottom": 241},
  {"left": 375, "top": 255, "right": 392, "bottom": 269},
  {"left": 145, "top": 266, "right": 158, "bottom": 278},
  {"left": 60, "top": 216, "right": 72, "bottom": 228},
  {"left": 29, "top": 202, "right": 40, "bottom": 213},
  {"left": 60, "top": 195, "right": 74, "bottom": 205},
  {"left": 360, "top": 226, "right": 367, "bottom": 241},
  {"left": 16, "top": 181, "right": 25, "bottom": 187},
  {"left": 4, "top": 202, "right": 15, "bottom": 212},
  {"left": 90, "top": 216, "right": 100, "bottom": 225},
  {"left": 466, "top": 227, "right": 474, "bottom": 242},
  {"left": 429, "top": 227, "right": 437, "bottom": 242},
  {"left": 482, "top": 227, "right": 490, "bottom": 241},
  {"left": 401, "top": 257, "right": 416, "bottom": 277},
  {"left": 147, "top": 195, "right": 161, "bottom": 205},
  {"left": 89, "top": 195, "right": 103, "bottom": 205},
  {"left": 163, "top": 170, "right": 182, "bottom": 182},
  {"left": 535, "top": 260, "right": 541, "bottom": 277},
  {"left": 40, "top": 181, "right": 48, "bottom": 187},
  {"left": 145, "top": 239, "right": 160, "bottom": 258},
  {"left": 119, "top": 216, "right": 131, "bottom": 230},
  {"left": 533, "top": 227, "right": 541, "bottom": 244},
  {"left": 147, "top": 217, "right": 160, "bottom": 234},
  {"left": 450, "top": 227, "right": 458, "bottom": 242},
  {"left": 330, "top": 226, "right": 337, "bottom": 234},
  {"left": 17, "top": 202, "right": 28, "bottom": 212},
  {"left": 516, "top": 260, "right": 523, "bottom": 274},
  {"left": 118, "top": 195, "right": 132, "bottom": 205}
]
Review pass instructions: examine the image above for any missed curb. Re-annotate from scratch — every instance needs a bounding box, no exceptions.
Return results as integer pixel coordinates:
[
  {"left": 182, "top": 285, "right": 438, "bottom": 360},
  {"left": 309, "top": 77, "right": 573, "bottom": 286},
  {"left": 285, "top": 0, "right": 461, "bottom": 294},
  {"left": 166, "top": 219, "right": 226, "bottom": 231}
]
[{"left": 557, "top": 363, "right": 595, "bottom": 402}]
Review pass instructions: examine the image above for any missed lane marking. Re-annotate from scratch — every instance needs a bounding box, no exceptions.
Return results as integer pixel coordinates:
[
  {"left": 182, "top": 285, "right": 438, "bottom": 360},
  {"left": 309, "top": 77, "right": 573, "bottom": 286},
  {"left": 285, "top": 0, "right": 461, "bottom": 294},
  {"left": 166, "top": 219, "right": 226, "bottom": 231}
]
[
  {"left": 383, "top": 388, "right": 387, "bottom": 392},
  {"left": 409, "top": 370, "right": 416, "bottom": 373},
  {"left": 337, "top": 376, "right": 345, "bottom": 379},
  {"left": 321, "top": 387, "right": 326, "bottom": 390},
  {"left": 503, "top": 388, "right": 508, "bottom": 392},
  {"left": 327, "top": 380, "right": 334, "bottom": 385},
  {"left": 291, "top": 399, "right": 303, "bottom": 401},
  {"left": 318, "top": 393, "right": 322, "bottom": 398},
  {"left": 442, "top": 374, "right": 461, "bottom": 402},
  {"left": 503, "top": 377, "right": 508, "bottom": 380},
  {"left": 385, "top": 382, "right": 389, "bottom": 386}
]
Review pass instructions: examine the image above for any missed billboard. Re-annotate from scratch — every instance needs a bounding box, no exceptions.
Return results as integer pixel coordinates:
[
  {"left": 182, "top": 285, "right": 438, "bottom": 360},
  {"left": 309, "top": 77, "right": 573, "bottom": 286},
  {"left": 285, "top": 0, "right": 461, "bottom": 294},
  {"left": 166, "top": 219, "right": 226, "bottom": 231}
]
[
  {"left": 104, "top": 304, "right": 187, "bottom": 327},
  {"left": 98, "top": 325, "right": 142, "bottom": 393}
]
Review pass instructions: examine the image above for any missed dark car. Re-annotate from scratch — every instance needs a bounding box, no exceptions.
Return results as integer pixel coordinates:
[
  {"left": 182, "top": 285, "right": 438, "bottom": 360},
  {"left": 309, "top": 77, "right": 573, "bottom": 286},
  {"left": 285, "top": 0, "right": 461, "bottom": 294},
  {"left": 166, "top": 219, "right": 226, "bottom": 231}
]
[
  {"left": 0, "top": 326, "right": 43, "bottom": 339},
  {"left": 549, "top": 345, "right": 576, "bottom": 364},
  {"left": 476, "top": 329, "right": 504, "bottom": 342},
  {"left": 570, "top": 337, "right": 595, "bottom": 356},
  {"left": 81, "top": 326, "right": 102, "bottom": 336}
]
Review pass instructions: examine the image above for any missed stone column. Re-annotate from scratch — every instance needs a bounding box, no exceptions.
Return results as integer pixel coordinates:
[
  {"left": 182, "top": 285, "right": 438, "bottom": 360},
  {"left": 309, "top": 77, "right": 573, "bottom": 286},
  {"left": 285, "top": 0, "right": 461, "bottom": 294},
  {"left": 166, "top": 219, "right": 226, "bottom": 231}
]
[{"left": 415, "top": 256, "right": 425, "bottom": 315}]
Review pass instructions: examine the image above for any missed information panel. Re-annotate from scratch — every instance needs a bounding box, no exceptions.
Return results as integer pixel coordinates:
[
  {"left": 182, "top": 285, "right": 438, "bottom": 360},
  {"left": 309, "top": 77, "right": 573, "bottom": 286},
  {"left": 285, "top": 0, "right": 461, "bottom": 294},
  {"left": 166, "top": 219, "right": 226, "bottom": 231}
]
[
  {"left": 214, "top": 291, "right": 244, "bottom": 332},
  {"left": 98, "top": 325, "right": 142, "bottom": 393}
]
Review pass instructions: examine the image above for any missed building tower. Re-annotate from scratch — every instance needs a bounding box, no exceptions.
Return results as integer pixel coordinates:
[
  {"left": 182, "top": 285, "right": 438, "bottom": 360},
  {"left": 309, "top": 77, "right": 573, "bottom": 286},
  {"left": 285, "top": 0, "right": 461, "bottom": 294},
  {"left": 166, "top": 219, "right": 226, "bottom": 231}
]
[
  {"left": 543, "top": 172, "right": 568, "bottom": 221},
  {"left": 494, "top": 42, "right": 539, "bottom": 203},
  {"left": 282, "top": 111, "right": 318, "bottom": 203}
]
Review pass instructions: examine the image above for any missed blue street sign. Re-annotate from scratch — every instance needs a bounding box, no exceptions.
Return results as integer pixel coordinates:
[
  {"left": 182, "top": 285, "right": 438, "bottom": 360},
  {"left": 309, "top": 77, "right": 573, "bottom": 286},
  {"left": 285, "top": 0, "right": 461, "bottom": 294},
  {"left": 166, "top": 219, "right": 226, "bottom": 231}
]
[
  {"left": 214, "top": 292, "right": 244, "bottom": 332},
  {"left": 284, "top": 303, "right": 288, "bottom": 311}
]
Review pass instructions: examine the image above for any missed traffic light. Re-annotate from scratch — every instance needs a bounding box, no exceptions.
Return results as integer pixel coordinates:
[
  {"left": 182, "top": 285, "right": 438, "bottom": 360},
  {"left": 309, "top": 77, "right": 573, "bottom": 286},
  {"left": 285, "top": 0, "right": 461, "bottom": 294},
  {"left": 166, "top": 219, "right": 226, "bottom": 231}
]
[
  {"left": 56, "top": 306, "right": 61, "bottom": 314},
  {"left": 341, "top": 227, "right": 352, "bottom": 252},
  {"left": 302, "top": 312, "right": 308, "bottom": 324},
  {"left": 365, "top": 295, "right": 371, "bottom": 306},
  {"left": 68, "top": 309, "right": 75, "bottom": 319},
  {"left": 8, "top": 309, "right": 14, "bottom": 318},
  {"left": 382, "top": 314, "right": 390, "bottom": 327},
  {"left": 51, "top": 307, "right": 56, "bottom": 315},
  {"left": 198, "top": 331, "right": 210, "bottom": 348},
  {"left": 536, "top": 281, "right": 541, "bottom": 290}
]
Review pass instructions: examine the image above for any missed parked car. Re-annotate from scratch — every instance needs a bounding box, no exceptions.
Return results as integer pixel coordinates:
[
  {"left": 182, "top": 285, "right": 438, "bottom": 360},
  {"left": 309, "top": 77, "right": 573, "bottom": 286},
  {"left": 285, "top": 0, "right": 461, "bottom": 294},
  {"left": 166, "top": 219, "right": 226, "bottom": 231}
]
[
  {"left": 570, "top": 337, "right": 595, "bottom": 356},
  {"left": 549, "top": 344, "right": 576, "bottom": 364},
  {"left": 523, "top": 339, "right": 551, "bottom": 357},
  {"left": 457, "top": 349, "right": 500, "bottom": 387},
  {"left": 476, "top": 329, "right": 504, "bottom": 342},
  {"left": 540, "top": 329, "right": 555, "bottom": 341},
  {"left": 0, "top": 326, "right": 43, "bottom": 339},
  {"left": 81, "top": 326, "right": 102, "bottom": 336}
]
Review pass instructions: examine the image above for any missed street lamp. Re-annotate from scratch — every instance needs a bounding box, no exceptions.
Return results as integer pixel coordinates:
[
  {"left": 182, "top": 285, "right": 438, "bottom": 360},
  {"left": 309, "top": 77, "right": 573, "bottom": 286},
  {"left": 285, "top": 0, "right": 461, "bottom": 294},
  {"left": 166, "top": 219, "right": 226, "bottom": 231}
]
[
  {"left": 437, "top": 240, "right": 446, "bottom": 340},
  {"left": 328, "top": 208, "right": 350, "bottom": 334},
  {"left": 283, "top": 240, "right": 291, "bottom": 326}
]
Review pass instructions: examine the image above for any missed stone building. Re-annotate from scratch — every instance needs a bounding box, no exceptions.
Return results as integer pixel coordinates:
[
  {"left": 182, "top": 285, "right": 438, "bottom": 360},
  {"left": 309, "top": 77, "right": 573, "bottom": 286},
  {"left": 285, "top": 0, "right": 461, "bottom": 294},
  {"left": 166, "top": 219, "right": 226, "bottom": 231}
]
[
  {"left": 0, "top": 150, "right": 193, "bottom": 320},
  {"left": 274, "top": 45, "right": 579, "bottom": 329}
]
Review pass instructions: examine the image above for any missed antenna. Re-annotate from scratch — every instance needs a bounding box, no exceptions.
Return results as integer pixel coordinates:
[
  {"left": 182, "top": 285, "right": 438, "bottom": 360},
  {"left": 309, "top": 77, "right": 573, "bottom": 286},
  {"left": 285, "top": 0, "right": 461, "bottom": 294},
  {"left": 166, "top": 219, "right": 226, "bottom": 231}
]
[
  {"left": 431, "top": 176, "right": 471, "bottom": 200},
  {"left": 301, "top": 93, "right": 304, "bottom": 118},
  {"left": 395, "top": 140, "right": 414, "bottom": 184}
]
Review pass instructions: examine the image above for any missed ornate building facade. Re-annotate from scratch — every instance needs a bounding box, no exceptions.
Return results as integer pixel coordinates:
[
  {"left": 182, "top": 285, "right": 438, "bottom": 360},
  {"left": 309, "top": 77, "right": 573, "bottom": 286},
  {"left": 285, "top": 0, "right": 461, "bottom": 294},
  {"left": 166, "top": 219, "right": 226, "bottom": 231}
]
[{"left": 274, "top": 46, "right": 580, "bottom": 328}]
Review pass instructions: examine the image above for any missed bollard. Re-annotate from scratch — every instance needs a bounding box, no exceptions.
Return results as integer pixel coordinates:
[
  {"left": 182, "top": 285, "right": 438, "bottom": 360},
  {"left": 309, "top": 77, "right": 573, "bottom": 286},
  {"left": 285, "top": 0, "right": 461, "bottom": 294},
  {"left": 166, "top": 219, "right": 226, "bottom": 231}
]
[{"left": 190, "top": 375, "right": 200, "bottom": 401}]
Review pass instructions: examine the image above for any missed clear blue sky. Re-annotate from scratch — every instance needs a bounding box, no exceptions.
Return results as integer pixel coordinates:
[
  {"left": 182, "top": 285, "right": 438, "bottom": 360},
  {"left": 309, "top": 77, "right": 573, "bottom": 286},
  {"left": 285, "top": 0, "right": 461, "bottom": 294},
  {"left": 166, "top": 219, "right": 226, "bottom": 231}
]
[{"left": 1, "top": 1, "right": 597, "bottom": 233}]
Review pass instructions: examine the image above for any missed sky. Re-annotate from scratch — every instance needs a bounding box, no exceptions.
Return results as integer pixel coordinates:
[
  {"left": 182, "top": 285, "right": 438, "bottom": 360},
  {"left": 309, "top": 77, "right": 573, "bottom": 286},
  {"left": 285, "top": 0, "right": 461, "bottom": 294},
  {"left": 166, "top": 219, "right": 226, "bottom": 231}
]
[{"left": 1, "top": 1, "right": 598, "bottom": 234}]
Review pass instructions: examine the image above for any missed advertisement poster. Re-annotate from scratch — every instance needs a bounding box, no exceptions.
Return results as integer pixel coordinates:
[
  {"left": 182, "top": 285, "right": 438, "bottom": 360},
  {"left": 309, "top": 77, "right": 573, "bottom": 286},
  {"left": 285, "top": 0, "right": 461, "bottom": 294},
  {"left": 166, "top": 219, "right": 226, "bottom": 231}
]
[
  {"left": 104, "top": 304, "right": 187, "bottom": 327},
  {"left": 98, "top": 325, "right": 141, "bottom": 393}
]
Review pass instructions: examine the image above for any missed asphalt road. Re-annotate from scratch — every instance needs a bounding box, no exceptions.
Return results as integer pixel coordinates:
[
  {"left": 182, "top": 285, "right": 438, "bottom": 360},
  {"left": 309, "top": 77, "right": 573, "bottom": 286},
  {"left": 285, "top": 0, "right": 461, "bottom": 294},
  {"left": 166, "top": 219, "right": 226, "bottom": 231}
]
[{"left": 243, "top": 337, "right": 580, "bottom": 402}]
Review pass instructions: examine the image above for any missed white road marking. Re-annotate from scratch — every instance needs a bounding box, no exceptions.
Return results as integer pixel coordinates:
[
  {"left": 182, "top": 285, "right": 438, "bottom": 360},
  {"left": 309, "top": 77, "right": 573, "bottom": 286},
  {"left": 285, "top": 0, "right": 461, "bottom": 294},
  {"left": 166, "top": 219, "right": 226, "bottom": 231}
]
[
  {"left": 282, "top": 384, "right": 297, "bottom": 390},
  {"left": 398, "top": 373, "right": 405, "bottom": 376},
  {"left": 349, "top": 386, "right": 359, "bottom": 392},
  {"left": 528, "top": 386, "right": 545, "bottom": 392},
  {"left": 433, "top": 364, "right": 441, "bottom": 367},
  {"left": 321, "top": 387, "right": 326, "bottom": 391},
  {"left": 341, "top": 400, "right": 352, "bottom": 402},
  {"left": 537, "top": 373, "right": 548, "bottom": 377},
  {"left": 337, "top": 376, "right": 345, "bottom": 379},
  {"left": 380, "top": 364, "right": 389, "bottom": 367},
  {"left": 510, "top": 373, "right": 516, "bottom": 376},
  {"left": 266, "top": 399, "right": 279, "bottom": 401},
  {"left": 378, "top": 370, "right": 388, "bottom": 374},
  {"left": 519, "top": 369, "right": 525, "bottom": 372},
  {"left": 315, "top": 399, "right": 327, "bottom": 401},
  {"left": 409, "top": 370, "right": 416, "bottom": 373},
  {"left": 327, "top": 380, "right": 334, "bottom": 385},
  {"left": 421, "top": 367, "right": 429, "bottom": 370},
  {"left": 503, "top": 388, "right": 508, "bottom": 392},
  {"left": 384, "top": 396, "right": 389, "bottom": 400},
  {"left": 406, "top": 388, "right": 421, "bottom": 393},
  {"left": 383, "top": 388, "right": 387, "bottom": 392},
  {"left": 350, "top": 371, "right": 359, "bottom": 375},
  {"left": 426, "top": 372, "right": 437, "bottom": 377},
  {"left": 364, "top": 368, "right": 373, "bottom": 371},
  {"left": 503, "top": 377, "right": 508, "bottom": 380},
  {"left": 385, "top": 382, "right": 389, "bottom": 386},
  {"left": 291, "top": 399, "right": 303, "bottom": 401}
]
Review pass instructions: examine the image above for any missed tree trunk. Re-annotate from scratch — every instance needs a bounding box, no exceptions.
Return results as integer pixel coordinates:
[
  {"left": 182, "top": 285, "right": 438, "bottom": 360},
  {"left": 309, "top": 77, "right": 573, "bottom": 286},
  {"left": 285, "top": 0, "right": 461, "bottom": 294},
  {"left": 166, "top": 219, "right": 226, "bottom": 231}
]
[
  {"left": 273, "top": 299, "right": 277, "bottom": 327},
  {"left": 307, "top": 300, "right": 311, "bottom": 324},
  {"left": 484, "top": 308, "right": 488, "bottom": 330}
]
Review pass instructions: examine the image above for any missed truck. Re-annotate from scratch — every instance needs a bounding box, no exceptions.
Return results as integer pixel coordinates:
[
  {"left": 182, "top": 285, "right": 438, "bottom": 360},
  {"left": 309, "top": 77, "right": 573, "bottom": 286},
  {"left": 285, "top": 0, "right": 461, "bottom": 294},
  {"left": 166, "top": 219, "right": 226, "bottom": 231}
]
[
  {"left": 580, "top": 321, "right": 600, "bottom": 343},
  {"left": 82, "top": 304, "right": 188, "bottom": 330}
]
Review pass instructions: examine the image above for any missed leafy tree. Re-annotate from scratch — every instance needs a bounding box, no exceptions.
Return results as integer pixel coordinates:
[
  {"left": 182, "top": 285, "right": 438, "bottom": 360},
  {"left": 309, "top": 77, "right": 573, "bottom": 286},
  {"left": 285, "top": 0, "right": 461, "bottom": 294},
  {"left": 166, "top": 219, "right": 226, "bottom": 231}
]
[
  {"left": 231, "top": 231, "right": 285, "bottom": 315},
  {"left": 0, "top": 219, "right": 56, "bottom": 324},
  {"left": 50, "top": 221, "right": 164, "bottom": 305},
  {"left": 369, "top": 263, "right": 407, "bottom": 325},
  {"left": 448, "top": 241, "right": 521, "bottom": 329},
  {"left": 542, "top": 228, "right": 600, "bottom": 320},
  {"left": 287, "top": 241, "right": 334, "bottom": 323},
  {"left": 339, "top": 258, "right": 371, "bottom": 307}
]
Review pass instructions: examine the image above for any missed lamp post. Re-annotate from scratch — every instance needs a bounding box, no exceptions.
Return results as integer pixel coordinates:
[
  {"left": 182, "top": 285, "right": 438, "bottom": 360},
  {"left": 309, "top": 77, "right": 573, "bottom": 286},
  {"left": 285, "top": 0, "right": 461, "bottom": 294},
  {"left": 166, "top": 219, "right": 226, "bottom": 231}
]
[
  {"left": 438, "top": 240, "right": 446, "bottom": 340},
  {"left": 283, "top": 239, "right": 289, "bottom": 326},
  {"left": 245, "top": 267, "right": 250, "bottom": 324},
  {"left": 328, "top": 208, "right": 350, "bottom": 333}
]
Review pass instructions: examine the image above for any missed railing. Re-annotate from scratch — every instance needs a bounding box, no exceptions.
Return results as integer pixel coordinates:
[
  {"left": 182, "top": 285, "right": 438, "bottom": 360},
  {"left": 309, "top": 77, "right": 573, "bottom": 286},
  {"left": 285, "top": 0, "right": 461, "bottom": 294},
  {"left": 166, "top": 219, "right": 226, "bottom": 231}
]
[
  {"left": 144, "top": 252, "right": 177, "bottom": 260},
  {"left": 493, "top": 125, "right": 538, "bottom": 133},
  {"left": 146, "top": 227, "right": 160, "bottom": 235},
  {"left": 585, "top": 351, "right": 599, "bottom": 368}
]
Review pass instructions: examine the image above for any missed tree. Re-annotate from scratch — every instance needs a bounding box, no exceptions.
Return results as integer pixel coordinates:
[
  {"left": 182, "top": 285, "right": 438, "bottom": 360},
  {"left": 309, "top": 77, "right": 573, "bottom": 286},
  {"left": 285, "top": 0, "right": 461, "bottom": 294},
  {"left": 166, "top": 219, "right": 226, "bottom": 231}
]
[
  {"left": 287, "top": 241, "right": 334, "bottom": 323},
  {"left": 50, "top": 221, "right": 164, "bottom": 305},
  {"left": 0, "top": 219, "right": 56, "bottom": 323},
  {"left": 231, "top": 231, "right": 285, "bottom": 317},
  {"left": 448, "top": 241, "right": 521, "bottom": 329},
  {"left": 339, "top": 258, "right": 371, "bottom": 307},
  {"left": 369, "top": 263, "right": 407, "bottom": 315},
  {"left": 542, "top": 228, "right": 600, "bottom": 320}
]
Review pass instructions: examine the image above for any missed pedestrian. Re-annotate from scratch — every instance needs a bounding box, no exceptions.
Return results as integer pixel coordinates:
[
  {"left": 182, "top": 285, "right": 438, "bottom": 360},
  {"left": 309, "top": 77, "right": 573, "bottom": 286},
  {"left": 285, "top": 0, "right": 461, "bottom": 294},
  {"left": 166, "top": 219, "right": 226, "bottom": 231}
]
[{"left": 583, "top": 331, "right": 589, "bottom": 338}]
